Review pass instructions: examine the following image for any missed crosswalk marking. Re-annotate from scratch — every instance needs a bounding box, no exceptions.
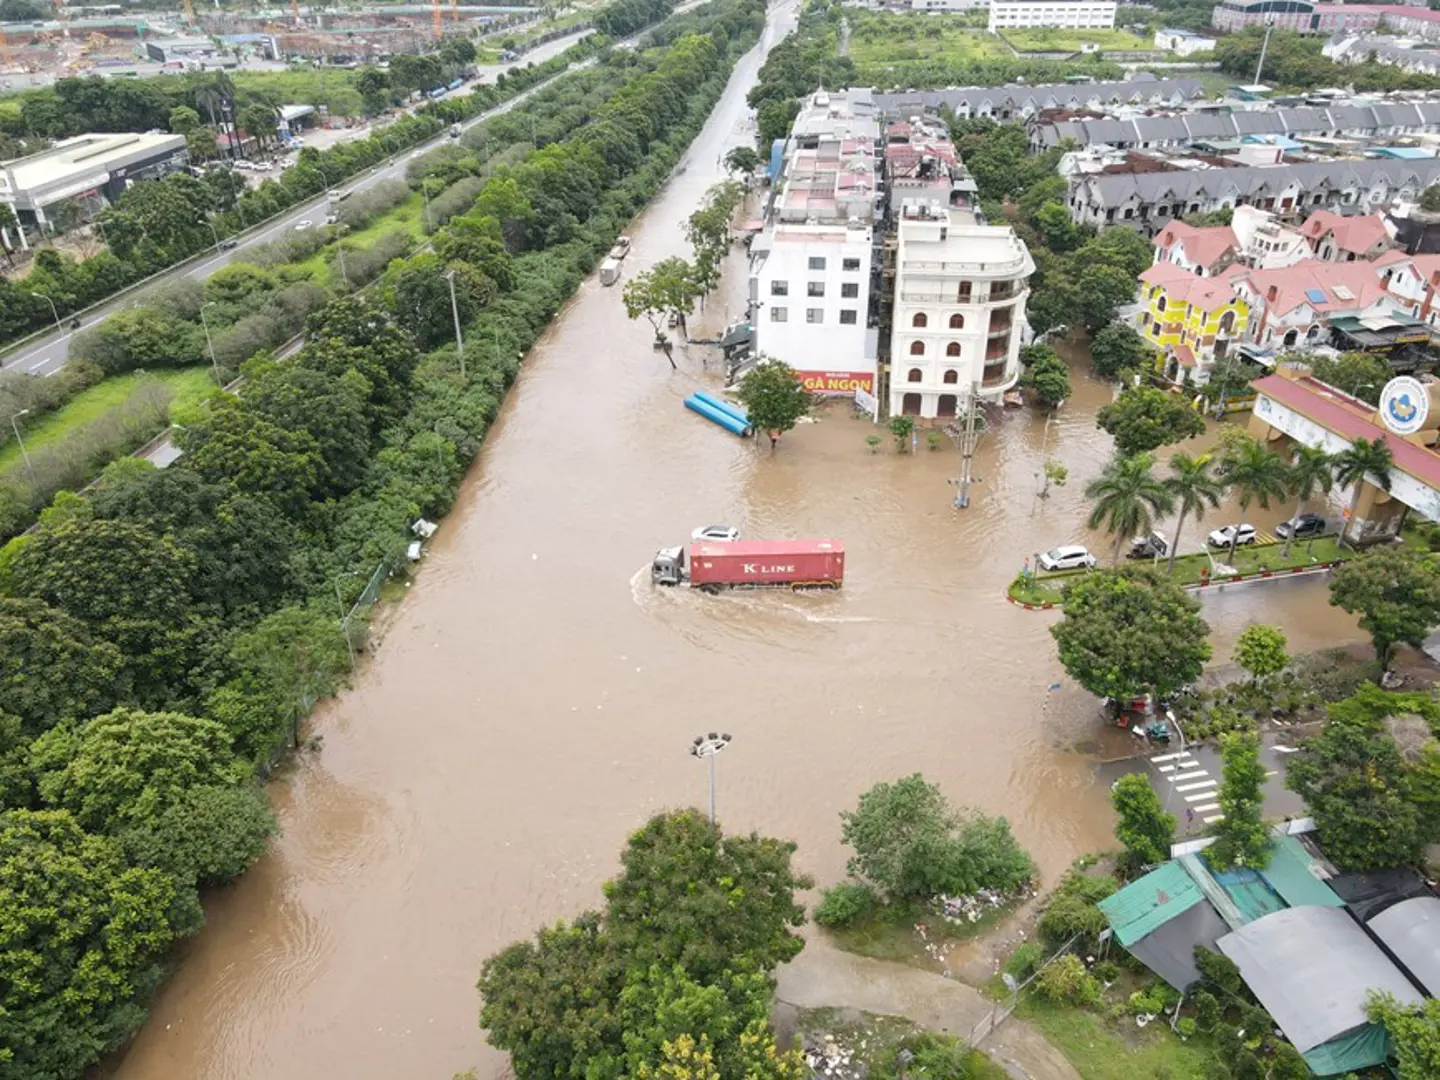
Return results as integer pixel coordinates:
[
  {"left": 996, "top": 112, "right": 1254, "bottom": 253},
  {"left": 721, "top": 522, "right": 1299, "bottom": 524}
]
[
  {"left": 1203, "top": 814, "right": 1225, "bottom": 824},
  {"left": 1159, "top": 764, "right": 1176, "bottom": 772},
  {"left": 1191, "top": 802, "right": 1220, "bottom": 813},
  {"left": 1177, "top": 779, "right": 1217, "bottom": 792},
  {"left": 1176, "top": 759, "right": 1203, "bottom": 770},
  {"left": 1151, "top": 752, "right": 1189, "bottom": 763},
  {"left": 1186, "top": 790, "right": 1220, "bottom": 802}
]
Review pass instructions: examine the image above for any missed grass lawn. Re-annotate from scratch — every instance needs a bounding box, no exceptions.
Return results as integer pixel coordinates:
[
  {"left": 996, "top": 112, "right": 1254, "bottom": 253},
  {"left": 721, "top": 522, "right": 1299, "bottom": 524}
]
[
  {"left": 287, "top": 193, "right": 428, "bottom": 286},
  {"left": 1008, "top": 537, "right": 1348, "bottom": 607},
  {"left": 1015, "top": 996, "right": 1212, "bottom": 1080},
  {"left": 0, "top": 367, "right": 215, "bottom": 472},
  {"left": 827, "top": 899, "right": 1020, "bottom": 967},
  {"left": 846, "top": 12, "right": 1009, "bottom": 68},
  {"left": 1002, "top": 28, "right": 1152, "bottom": 52}
]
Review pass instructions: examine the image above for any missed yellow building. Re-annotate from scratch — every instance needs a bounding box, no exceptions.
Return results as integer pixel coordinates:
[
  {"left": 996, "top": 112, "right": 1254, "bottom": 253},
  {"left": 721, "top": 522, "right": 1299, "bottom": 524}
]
[{"left": 1136, "top": 262, "right": 1249, "bottom": 385}]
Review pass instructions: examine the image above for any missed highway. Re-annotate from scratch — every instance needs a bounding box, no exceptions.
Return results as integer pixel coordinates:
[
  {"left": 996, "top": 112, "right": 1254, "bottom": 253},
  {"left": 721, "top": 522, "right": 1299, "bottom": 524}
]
[{"left": 0, "top": 26, "right": 600, "bottom": 379}]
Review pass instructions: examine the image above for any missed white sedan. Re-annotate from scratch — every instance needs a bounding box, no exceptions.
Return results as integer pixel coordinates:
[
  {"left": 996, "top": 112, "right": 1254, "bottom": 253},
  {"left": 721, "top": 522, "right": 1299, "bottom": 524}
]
[
  {"left": 293, "top": 220, "right": 313, "bottom": 231},
  {"left": 1038, "top": 545, "right": 1097, "bottom": 572},
  {"left": 692, "top": 525, "right": 740, "bottom": 543},
  {"left": 1207, "top": 524, "right": 1257, "bottom": 548}
]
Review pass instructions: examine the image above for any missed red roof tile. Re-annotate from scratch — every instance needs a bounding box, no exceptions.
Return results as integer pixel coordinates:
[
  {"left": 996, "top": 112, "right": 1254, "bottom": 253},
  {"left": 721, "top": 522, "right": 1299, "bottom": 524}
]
[
  {"left": 1152, "top": 221, "right": 1239, "bottom": 270},
  {"left": 1299, "top": 210, "right": 1392, "bottom": 257}
]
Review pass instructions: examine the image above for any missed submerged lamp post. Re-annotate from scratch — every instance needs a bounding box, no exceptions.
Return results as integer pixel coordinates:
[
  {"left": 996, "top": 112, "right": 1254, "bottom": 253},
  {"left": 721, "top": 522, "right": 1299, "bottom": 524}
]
[{"left": 690, "top": 732, "right": 732, "bottom": 825}]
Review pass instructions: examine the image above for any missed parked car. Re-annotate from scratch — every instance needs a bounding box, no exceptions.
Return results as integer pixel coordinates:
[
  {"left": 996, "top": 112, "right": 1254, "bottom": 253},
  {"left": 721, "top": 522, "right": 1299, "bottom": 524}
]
[
  {"left": 1207, "top": 523, "right": 1256, "bottom": 548},
  {"left": 251, "top": 160, "right": 272, "bottom": 172},
  {"left": 691, "top": 524, "right": 740, "bottom": 543},
  {"left": 1276, "top": 513, "right": 1326, "bottom": 539},
  {"left": 219, "top": 237, "right": 239, "bottom": 250},
  {"left": 1126, "top": 532, "right": 1169, "bottom": 559},
  {"left": 294, "top": 219, "right": 313, "bottom": 231},
  {"left": 1038, "top": 545, "right": 1097, "bottom": 572}
]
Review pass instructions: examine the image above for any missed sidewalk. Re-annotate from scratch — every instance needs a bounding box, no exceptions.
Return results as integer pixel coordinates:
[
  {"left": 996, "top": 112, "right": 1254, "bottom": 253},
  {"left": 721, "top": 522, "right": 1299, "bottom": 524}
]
[{"left": 777, "top": 938, "right": 1080, "bottom": 1080}]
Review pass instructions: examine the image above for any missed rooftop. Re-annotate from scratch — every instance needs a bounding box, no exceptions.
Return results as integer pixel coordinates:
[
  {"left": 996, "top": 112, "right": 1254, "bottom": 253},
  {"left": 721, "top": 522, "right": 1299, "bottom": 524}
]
[
  {"left": 1298, "top": 208, "right": 1393, "bottom": 255},
  {"left": 1230, "top": 259, "right": 1392, "bottom": 316},
  {"left": 0, "top": 132, "right": 186, "bottom": 193},
  {"left": 1153, "top": 220, "right": 1240, "bottom": 269}
]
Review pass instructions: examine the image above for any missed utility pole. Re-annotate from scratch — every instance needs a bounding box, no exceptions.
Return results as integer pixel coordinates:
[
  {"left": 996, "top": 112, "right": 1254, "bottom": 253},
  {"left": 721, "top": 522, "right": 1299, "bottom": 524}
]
[
  {"left": 1253, "top": 19, "right": 1274, "bottom": 88},
  {"left": 445, "top": 271, "right": 465, "bottom": 377},
  {"left": 955, "top": 381, "right": 980, "bottom": 509}
]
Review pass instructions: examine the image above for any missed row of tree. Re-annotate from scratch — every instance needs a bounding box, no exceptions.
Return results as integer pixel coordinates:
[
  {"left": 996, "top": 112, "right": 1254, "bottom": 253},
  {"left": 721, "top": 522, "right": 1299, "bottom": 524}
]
[{"left": 0, "top": 6, "right": 767, "bottom": 1075}]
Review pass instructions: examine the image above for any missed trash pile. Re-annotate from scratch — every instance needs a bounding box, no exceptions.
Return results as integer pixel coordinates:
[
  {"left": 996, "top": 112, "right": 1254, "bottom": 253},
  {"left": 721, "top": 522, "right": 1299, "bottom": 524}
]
[
  {"left": 803, "top": 1034, "right": 862, "bottom": 1080},
  {"left": 932, "top": 885, "right": 1032, "bottom": 925}
]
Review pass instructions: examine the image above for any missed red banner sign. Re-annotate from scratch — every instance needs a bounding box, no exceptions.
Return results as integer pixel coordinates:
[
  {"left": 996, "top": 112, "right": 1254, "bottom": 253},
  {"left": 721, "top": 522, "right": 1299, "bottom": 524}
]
[{"left": 800, "top": 371, "right": 874, "bottom": 394}]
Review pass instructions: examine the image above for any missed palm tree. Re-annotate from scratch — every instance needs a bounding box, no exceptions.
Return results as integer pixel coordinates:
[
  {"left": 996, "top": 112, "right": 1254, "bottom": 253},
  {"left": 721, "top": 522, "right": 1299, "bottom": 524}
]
[
  {"left": 1280, "top": 445, "right": 1336, "bottom": 558},
  {"left": 1164, "top": 451, "right": 1225, "bottom": 574},
  {"left": 1086, "top": 452, "right": 1176, "bottom": 567},
  {"left": 1218, "top": 437, "right": 1290, "bottom": 564},
  {"left": 1334, "top": 437, "right": 1394, "bottom": 546}
]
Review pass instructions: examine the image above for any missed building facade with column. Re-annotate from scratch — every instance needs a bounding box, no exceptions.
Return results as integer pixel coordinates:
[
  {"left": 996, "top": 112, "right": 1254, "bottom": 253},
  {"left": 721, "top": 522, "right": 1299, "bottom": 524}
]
[{"left": 889, "top": 202, "right": 1036, "bottom": 418}]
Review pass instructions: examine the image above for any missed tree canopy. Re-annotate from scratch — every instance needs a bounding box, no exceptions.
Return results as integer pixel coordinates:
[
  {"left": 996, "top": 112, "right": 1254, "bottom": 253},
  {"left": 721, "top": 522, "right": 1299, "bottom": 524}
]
[
  {"left": 735, "top": 361, "right": 809, "bottom": 442},
  {"left": 1111, "top": 773, "right": 1175, "bottom": 877},
  {"left": 1329, "top": 547, "right": 1440, "bottom": 667},
  {"left": 1052, "top": 569, "right": 1211, "bottom": 701},
  {"left": 1096, "top": 386, "right": 1206, "bottom": 457}
]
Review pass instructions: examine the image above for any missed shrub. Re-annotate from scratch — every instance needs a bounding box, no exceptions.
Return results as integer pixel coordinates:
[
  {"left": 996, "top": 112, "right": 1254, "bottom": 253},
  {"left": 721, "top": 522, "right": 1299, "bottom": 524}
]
[
  {"left": 1037, "top": 871, "right": 1117, "bottom": 950},
  {"left": 1177, "top": 1016, "right": 1197, "bottom": 1039},
  {"left": 1128, "top": 989, "right": 1165, "bottom": 1016},
  {"left": 1034, "top": 954, "right": 1102, "bottom": 1006},
  {"left": 813, "top": 881, "right": 877, "bottom": 929},
  {"left": 1004, "top": 941, "right": 1045, "bottom": 982}
]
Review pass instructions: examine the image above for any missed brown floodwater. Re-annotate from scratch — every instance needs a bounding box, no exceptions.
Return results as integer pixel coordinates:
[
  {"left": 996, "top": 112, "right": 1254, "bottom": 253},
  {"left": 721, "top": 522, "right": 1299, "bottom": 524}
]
[{"left": 107, "top": 12, "right": 1369, "bottom": 1078}]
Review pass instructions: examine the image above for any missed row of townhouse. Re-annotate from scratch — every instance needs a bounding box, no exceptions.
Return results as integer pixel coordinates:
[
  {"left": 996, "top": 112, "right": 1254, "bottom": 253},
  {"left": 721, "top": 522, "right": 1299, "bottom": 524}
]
[
  {"left": 1152, "top": 208, "right": 1395, "bottom": 277},
  {"left": 1030, "top": 100, "right": 1440, "bottom": 152},
  {"left": 1324, "top": 35, "right": 1440, "bottom": 75},
  {"left": 872, "top": 77, "right": 1205, "bottom": 124},
  {"left": 1067, "top": 158, "right": 1440, "bottom": 230}
]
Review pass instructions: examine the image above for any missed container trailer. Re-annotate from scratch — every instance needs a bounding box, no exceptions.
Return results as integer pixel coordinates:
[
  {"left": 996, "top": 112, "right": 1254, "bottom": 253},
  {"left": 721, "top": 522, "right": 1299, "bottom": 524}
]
[{"left": 651, "top": 539, "right": 844, "bottom": 592}]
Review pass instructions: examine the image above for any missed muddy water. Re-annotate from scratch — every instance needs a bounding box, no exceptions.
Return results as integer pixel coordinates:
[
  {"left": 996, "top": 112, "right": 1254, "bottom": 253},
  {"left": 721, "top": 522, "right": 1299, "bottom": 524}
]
[{"left": 109, "top": 15, "right": 1368, "bottom": 1079}]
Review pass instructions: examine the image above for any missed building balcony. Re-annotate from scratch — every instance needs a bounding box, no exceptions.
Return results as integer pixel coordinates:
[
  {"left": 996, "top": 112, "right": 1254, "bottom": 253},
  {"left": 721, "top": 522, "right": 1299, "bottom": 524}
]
[
  {"left": 899, "top": 254, "right": 1030, "bottom": 277},
  {"left": 981, "top": 362, "right": 1011, "bottom": 389}
]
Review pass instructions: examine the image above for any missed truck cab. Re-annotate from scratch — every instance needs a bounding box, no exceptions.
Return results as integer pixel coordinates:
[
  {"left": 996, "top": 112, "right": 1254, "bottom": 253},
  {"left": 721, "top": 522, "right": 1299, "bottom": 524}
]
[{"left": 652, "top": 546, "right": 686, "bottom": 586}]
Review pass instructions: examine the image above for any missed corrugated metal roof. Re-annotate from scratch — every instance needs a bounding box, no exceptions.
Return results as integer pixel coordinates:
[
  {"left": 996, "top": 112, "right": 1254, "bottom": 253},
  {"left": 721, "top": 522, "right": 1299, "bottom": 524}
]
[
  {"left": 1218, "top": 906, "right": 1423, "bottom": 1054},
  {"left": 1259, "top": 833, "right": 1346, "bottom": 909},
  {"left": 1367, "top": 895, "right": 1440, "bottom": 995},
  {"left": 1097, "top": 861, "right": 1203, "bottom": 946}
]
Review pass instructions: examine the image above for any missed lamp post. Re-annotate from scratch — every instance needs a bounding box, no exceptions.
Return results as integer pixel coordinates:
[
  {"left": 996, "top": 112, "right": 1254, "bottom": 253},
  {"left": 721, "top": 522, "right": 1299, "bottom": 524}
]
[
  {"left": 29, "top": 291, "right": 61, "bottom": 333},
  {"left": 421, "top": 178, "right": 434, "bottom": 230},
  {"left": 689, "top": 732, "right": 732, "bottom": 825},
  {"left": 199, "top": 301, "right": 221, "bottom": 383},
  {"left": 334, "top": 569, "right": 362, "bottom": 670},
  {"left": 200, "top": 217, "right": 222, "bottom": 256},
  {"left": 444, "top": 270, "right": 465, "bottom": 377},
  {"left": 334, "top": 225, "right": 350, "bottom": 287},
  {"left": 9, "top": 409, "right": 33, "bottom": 482}
]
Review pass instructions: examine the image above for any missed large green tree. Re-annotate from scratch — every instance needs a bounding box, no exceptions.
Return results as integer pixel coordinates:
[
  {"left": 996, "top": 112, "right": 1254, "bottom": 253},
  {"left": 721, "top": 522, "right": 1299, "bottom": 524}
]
[
  {"left": 838, "top": 774, "right": 1035, "bottom": 905},
  {"left": 1233, "top": 624, "right": 1289, "bottom": 682},
  {"left": 1090, "top": 321, "right": 1148, "bottom": 381},
  {"left": 1281, "top": 444, "right": 1335, "bottom": 557},
  {"left": 1218, "top": 435, "right": 1290, "bottom": 561},
  {"left": 1111, "top": 772, "right": 1175, "bottom": 876},
  {"left": 1096, "top": 386, "right": 1207, "bottom": 457},
  {"left": 1329, "top": 546, "right": 1440, "bottom": 668},
  {"left": 735, "top": 361, "right": 809, "bottom": 446},
  {"left": 1367, "top": 994, "right": 1440, "bottom": 1080},
  {"left": 0, "top": 810, "right": 182, "bottom": 1080},
  {"left": 1208, "top": 732, "right": 1271, "bottom": 870},
  {"left": 622, "top": 257, "right": 697, "bottom": 360},
  {"left": 0, "top": 597, "right": 122, "bottom": 740},
  {"left": 1051, "top": 569, "right": 1211, "bottom": 702},
  {"left": 118, "top": 783, "right": 275, "bottom": 888},
  {"left": 1085, "top": 452, "right": 1175, "bottom": 567},
  {"left": 1286, "top": 691, "right": 1424, "bottom": 870}
]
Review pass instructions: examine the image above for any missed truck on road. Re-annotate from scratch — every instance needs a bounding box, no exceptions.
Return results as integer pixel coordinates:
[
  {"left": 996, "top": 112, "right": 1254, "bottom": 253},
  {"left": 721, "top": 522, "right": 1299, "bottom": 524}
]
[
  {"left": 600, "top": 257, "right": 622, "bottom": 286},
  {"left": 651, "top": 539, "right": 844, "bottom": 592}
]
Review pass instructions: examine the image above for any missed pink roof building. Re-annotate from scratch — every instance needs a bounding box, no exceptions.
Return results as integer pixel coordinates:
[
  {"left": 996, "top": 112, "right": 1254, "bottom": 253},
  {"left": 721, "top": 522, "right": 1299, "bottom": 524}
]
[
  {"left": 1298, "top": 210, "right": 1396, "bottom": 263},
  {"left": 1151, "top": 220, "right": 1240, "bottom": 277}
]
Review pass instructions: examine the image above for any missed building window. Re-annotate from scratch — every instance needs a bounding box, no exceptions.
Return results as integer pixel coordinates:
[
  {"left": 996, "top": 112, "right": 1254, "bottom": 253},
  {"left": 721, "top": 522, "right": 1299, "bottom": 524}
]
[
  {"left": 1157, "top": 296, "right": 1167, "bottom": 312},
  {"left": 910, "top": 340, "right": 925, "bottom": 355},
  {"left": 949, "top": 313, "right": 964, "bottom": 329},
  {"left": 841, "top": 283, "right": 859, "bottom": 299},
  {"left": 946, "top": 342, "right": 961, "bottom": 357},
  {"left": 958, "top": 282, "right": 972, "bottom": 300},
  {"left": 770, "top": 281, "right": 788, "bottom": 296},
  {"left": 943, "top": 369, "right": 959, "bottom": 384},
  {"left": 912, "top": 312, "right": 928, "bottom": 328},
  {"left": 808, "top": 256, "right": 826, "bottom": 270},
  {"left": 907, "top": 368, "right": 923, "bottom": 382},
  {"left": 770, "top": 307, "right": 787, "bottom": 322},
  {"left": 807, "top": 308, "right": 823, "bottom": 324},
  {"left": 839, "top": 309, "right": 857, "bottom": 325},
  {"left": 842, "top": 257, "right": 860, "bottom": 271},
  {"left": 808, "top": 282, "right": 825, "bottom": 297}
]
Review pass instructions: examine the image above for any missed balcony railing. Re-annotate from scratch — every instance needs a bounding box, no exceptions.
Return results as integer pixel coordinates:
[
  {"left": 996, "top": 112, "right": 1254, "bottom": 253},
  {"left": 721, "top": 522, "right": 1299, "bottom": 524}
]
[
  {"left": 901, "top": 256, "right": 1029, "bottom": 275},
  {"left": 981, "top": 363, "right": 1011, "bottom": 388}
]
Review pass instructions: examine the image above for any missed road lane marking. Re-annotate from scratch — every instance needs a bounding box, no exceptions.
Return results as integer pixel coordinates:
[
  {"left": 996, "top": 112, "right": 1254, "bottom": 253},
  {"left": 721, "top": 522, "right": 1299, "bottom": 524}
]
[{"left": 1151, "top": 752, "right": 1189, "bottom": 763}]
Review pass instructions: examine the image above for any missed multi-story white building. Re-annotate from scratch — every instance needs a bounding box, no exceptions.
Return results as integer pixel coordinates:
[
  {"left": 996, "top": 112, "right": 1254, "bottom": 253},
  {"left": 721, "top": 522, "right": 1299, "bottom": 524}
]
[
  {"left": 908, "top": 0, "right": 990, "bottom": 9},
  {"left": 889, "top": 202, "right": 1036, "bottom": 418},
  {"left": 748, "top": 89, "right": 881, "bottom": 393},
  {"left": 751, "top": 225, "right": 876, "bottom": 393},
  {"left": 988, "top": 0, "right": 1116, "bottom": 31}
]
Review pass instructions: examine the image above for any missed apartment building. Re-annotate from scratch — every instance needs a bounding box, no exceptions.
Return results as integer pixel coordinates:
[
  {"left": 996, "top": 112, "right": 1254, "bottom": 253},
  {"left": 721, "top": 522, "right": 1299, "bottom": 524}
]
[
  {"left": 877, "top": 78, "right": 1204, "bottom": 124},
  {"left": 749, "top": 90, "right": 881, "bottom": 393},
  {"left": 889, "top": 203, "right": 1036, "bottom": 417},
  {"left": 1213, "top": 0, "right": 1440, "bottom": 39},
  {"left": 1067, "top": 158, "right": 1440, "bottom": 230},
  {"left": 989, "top": 0, "right": 1116, "bottom": 29}
]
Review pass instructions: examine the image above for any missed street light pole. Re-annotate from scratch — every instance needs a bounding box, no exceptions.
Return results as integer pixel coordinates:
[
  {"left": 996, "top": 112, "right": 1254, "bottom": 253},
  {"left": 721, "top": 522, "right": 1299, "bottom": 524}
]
[
  {"left": 334, "top": 569, "right": 362, "bottom": 669},
  {"left": 444, "top": 270, "right": 465, "bottom": 377},
  {"left": 421, "top": 178, "right": 433, "bottom": 230},
  {"left": 200, "top": 217, "right": 222, "bottom": 256},
  {"left": 9, "top": 409, "right": 33, "bottom": 482},
  {"left": 689, "top": 733, "right": 733, "bottom": 825},
  {"left": 199, "top": 302, "right": 221, "bottom": 383},
  {"left": 29, "top": 291, "right": 61, "bottom": 333}
]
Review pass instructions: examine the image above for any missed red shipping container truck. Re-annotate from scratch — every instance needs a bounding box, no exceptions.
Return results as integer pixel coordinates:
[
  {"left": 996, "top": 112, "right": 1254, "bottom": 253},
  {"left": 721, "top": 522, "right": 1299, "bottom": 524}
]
[{"left": 651, "top": 539, "right": 844, "bottom": 591}]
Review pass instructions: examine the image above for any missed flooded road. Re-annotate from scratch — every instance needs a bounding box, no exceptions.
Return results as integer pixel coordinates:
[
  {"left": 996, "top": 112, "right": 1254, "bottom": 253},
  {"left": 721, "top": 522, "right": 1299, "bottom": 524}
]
[{"left": 110, "top": 11, "right": 1368, "bottom": 1078}]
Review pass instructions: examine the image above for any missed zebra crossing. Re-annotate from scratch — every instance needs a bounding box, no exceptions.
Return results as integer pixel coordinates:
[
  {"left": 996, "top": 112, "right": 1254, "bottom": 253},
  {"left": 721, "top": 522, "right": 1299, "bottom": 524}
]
[{"left": 1151, "top": 749, "right": 1224, "bottom": 824}]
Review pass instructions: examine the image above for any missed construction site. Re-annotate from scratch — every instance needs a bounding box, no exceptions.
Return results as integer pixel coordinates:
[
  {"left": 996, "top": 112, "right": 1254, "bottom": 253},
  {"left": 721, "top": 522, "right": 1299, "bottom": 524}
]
[{"left": 0, "top": 1, "right": 550, "bottom": 82}]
